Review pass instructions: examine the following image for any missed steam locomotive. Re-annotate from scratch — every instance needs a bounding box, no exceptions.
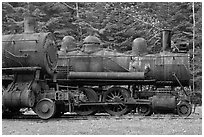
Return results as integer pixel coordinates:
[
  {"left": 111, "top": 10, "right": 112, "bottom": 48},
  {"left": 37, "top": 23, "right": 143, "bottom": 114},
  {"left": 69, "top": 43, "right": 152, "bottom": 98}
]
[{"left": 2, "top": 16, "right": 192, "bottom": 119}]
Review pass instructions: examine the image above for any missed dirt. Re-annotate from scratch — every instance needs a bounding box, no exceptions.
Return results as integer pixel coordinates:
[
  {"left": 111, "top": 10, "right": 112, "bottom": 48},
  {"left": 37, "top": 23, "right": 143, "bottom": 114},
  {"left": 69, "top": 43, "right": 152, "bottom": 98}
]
[{"left": 2, "top": 107, "right": 202, "bottom": 135}]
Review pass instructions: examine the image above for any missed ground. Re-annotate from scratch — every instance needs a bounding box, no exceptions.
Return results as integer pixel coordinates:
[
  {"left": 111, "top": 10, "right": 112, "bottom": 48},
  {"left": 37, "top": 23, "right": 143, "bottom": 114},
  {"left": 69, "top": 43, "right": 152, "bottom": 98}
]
[{"left": 1, "top": 107, "right": 202, "bottom": 135}]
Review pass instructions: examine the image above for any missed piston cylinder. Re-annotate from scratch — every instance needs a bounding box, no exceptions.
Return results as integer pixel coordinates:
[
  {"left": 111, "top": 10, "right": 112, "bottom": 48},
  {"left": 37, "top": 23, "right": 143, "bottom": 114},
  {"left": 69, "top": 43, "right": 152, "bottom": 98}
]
[{"left": 3, "top": 89, "right": 35, "bottom": 108}]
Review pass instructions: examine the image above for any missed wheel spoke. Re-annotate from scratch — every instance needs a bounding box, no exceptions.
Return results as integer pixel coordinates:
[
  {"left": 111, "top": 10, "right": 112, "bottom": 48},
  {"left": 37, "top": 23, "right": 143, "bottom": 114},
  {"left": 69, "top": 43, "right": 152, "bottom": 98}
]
[
  {"left": 118, "top": 95, "right": 123, "bottom": 99},
  {"left": 107, "top": 95, "right": 114, "bottom": 100},
  {"left": 117, "top": 90, "right": 121, "bottom": 96},
  {"left": 114, "top": 90, "right": 118, "bottom": 96},
  {"left": 110, "top": 93, "right": 115, "bottom": 98}
]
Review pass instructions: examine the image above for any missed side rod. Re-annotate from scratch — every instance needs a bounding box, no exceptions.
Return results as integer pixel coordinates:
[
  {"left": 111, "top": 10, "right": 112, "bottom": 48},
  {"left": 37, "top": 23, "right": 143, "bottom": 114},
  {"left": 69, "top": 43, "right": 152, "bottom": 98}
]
[{"left": 172, "top": 72, "right": 188, "bottom": 96}]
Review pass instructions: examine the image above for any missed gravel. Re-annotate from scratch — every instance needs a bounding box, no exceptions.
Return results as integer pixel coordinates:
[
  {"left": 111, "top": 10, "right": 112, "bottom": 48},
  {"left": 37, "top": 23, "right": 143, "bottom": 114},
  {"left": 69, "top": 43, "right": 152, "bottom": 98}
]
[{"left": 2, "top": 107, "right": 202, "bottom": 135}]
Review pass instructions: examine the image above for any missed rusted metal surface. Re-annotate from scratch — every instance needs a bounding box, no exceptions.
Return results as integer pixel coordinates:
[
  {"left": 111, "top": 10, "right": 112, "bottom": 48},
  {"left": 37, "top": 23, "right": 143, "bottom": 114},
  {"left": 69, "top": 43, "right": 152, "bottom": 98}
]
[
  {"left": 152, "top": 95, "right": 176, "bottom": 110},
  {"left": 95, "top": 49, "right": 131, "bottom": 72},
  {"left": 57, "top": 43, "right": 190, "bottom": 85},
  {"left": 57, "top": 50, "right": 190, "bottom": 85},
  {"left": 3, "top": 75, "right": 36, "bottom": 108},
  {"left": 3, "top": 89, "right": 35, "bottom": 108},
  {"left": 2, "top": 33, "right": 58, "bottom": 76},
  {"left": 56, "top": 35, "right": 132, "bottom": 74},
  {"left": 57, "top": 48, "right": 131, "bottom": 77},
  {"left": 130, "top": 52, "right": 190, "bottom": 85},
  {"left": 2, "top": 67, "right": 41, "bottom": 109}
]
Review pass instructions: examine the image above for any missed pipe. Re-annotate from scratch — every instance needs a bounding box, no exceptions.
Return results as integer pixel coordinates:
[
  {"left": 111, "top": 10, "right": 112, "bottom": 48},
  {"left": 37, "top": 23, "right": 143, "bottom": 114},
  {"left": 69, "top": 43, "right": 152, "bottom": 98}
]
[
  {"left": 24, "top": 13, "right": 36, "bottom": 33},
  {"left": 68, "top": 72, "right": 145, "bottom": 80},
  {"left": 2, "top": 67, "right": 41, "bottom": 74},
  {"left": 161, "top": 29, "right": 171, "bottom": 52}
]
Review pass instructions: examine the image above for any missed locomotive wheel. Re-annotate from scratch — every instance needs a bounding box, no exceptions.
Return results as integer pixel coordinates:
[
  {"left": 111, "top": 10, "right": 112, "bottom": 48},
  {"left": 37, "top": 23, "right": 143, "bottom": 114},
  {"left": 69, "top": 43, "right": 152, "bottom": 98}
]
[
  {"left": 137, "top": 104, "right": 153, "bottom": 116},
  {"left": 103, "top": 87, "right": 130, "bottom": 116},
  {"left": 35, "top": 98, "right": 56, "bottom": 120},
  {"left": 177, "top": 101, "right": 192, "bottom": 117},
  {"left": 75, "top": 88, "right": 98, "bottom": 116}
]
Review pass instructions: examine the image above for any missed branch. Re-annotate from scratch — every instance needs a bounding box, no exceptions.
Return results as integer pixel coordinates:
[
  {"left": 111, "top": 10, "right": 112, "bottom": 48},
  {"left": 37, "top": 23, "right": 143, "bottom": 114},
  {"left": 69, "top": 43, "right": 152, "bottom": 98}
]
[
  {"left": 147, "top": 33, "right": 160, "bottom": 42},
  {"left": 60, "top": 2, "right": 76, "bottom": 11},
  {"left": 134, "top": 18, "right": 160, "bottom": 30},
  {"left": 7, "top": 18, "right": 24, "bottom": 26},
  {"left": 181, "top": 31, "right": 193, "bottom": 36}
]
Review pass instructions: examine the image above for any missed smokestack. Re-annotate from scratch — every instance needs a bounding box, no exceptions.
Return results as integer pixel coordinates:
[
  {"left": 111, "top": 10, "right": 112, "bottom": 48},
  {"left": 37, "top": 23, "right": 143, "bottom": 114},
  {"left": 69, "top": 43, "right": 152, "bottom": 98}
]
[
  {"left": 24, "top": 13, "right": 36, "bottom": 33},
  {"left": 161, "top": 29, "right": 171, "bottom": 52}
]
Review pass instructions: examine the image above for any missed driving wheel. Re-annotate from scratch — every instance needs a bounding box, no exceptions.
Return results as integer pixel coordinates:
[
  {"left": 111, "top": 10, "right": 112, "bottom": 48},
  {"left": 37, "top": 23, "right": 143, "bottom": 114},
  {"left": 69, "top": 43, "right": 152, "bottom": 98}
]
[
  {"left": 103, "top": 87, "right": 130, "bottom": 116},
  {"left": 75, "top": 88, "right": 98, "bottom": 116}
]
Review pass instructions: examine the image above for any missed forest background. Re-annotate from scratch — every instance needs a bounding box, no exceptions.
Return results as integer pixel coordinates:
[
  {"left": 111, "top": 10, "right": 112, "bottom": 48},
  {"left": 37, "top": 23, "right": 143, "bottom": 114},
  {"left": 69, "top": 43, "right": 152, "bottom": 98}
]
[{"left": 2, "top": 2, "right": 202, "bottom": 93}]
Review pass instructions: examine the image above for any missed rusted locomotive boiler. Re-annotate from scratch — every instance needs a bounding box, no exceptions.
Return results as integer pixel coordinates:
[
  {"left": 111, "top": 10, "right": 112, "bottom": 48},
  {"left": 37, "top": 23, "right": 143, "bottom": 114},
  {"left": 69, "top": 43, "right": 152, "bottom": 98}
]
[
  {"left": 2, "top": 16, "right": 192, "bottom": 119},
  {"left": 57, "top": 30, "right": 190, "bottom": 86}
]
